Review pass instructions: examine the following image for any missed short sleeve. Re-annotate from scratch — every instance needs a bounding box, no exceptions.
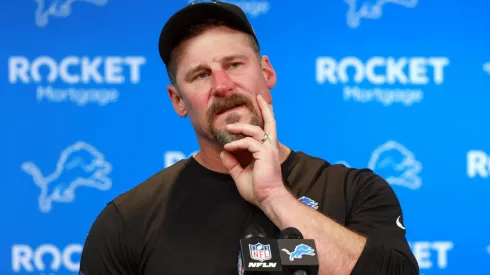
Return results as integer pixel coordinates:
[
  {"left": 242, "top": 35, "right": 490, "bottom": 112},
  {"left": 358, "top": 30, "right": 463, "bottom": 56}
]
[
  {"left": 79, "top": 202, "right": 136, "bottom": 275},
  {"left": 346, "top": 169, "right": 419, "bottom": 275}
]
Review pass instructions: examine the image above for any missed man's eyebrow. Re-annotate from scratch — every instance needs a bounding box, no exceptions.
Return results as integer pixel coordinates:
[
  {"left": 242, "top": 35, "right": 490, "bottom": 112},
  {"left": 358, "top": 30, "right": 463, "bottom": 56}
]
[
  {"left": 184, "top": 54, "right": 249, "bottom": 80},
  {"left": 220, "top": 54, "right": 248, "bottom": 63},
  {"left": 184, "top": 64, "right": 208, "bottom": 81}
]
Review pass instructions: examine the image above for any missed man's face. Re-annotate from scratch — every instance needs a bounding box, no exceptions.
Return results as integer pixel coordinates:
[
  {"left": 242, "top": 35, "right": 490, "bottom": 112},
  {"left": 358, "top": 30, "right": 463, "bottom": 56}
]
[{"left": 169, "top": 26, "right": 276, "bottom": 145}]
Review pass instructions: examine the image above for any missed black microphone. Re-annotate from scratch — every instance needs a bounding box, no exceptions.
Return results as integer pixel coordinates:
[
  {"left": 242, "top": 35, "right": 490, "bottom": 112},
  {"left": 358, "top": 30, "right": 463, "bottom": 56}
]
[
  {"left": 277, "top": 227, "right": 319, "bottom": 275},
  {"left": 238, "top": 224, "right": 282, "bottom": 274}
]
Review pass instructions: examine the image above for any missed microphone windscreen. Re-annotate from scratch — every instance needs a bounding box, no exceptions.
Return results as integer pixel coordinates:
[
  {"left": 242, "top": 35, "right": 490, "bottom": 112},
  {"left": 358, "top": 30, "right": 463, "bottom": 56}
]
[
  {"left": 278, "top": 227, "right": 304, "bottom": 239},
  {"left": 244, "top": 224, "right": 267, "bottom": 239}
]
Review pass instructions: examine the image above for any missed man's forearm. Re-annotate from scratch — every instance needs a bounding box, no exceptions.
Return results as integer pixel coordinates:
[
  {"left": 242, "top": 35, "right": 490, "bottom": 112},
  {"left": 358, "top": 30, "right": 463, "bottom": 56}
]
[{"left": 259, "top": 187, "right": 367, "bottom": 275}]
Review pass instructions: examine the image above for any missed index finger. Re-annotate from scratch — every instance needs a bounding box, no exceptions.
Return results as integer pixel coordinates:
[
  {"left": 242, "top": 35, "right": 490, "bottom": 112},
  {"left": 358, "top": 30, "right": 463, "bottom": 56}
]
[{"left": 257, "top": 94, "right": 277, "bottom": 143}]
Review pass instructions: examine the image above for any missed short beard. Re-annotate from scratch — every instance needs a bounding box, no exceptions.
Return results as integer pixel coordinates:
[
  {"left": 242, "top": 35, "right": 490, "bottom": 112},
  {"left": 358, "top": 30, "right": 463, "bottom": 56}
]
[
  {"left": 212, "top": 114, "right": 261, "bottom": 145},
  {"left": 206, "top": 94, "right": 262, "bottom": 146}
]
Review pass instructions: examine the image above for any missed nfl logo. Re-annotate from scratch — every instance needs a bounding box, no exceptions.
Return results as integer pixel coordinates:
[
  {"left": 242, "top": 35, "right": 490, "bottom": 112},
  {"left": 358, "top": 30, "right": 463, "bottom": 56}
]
[{"left": 249, "top": 242, "right": 272, "bottom": 262}]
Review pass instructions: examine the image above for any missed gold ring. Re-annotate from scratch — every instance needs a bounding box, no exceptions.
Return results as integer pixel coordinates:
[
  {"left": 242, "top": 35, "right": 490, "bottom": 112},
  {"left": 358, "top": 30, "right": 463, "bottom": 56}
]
[{"left": 260, "top": 133, "right": 269, "bottom": 143}]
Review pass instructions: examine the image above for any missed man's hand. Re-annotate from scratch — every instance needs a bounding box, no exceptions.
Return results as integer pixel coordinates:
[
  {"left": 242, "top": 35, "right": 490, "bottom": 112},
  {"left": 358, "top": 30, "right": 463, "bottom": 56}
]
[{"left": 219, "top": 94, "right": 286, "bottom": 207}]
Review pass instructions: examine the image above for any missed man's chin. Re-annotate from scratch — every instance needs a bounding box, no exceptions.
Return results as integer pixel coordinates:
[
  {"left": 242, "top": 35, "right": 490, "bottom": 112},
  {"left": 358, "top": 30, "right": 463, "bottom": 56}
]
[
  {"left": 208, "top": 113, "right": 261, "bottom": 145},
  {"left": 213, "top": 131, "right": 246, "bottom": 146}
]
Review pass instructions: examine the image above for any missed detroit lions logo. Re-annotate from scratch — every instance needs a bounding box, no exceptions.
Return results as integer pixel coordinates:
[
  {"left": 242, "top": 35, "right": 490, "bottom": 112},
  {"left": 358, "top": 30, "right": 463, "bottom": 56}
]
[
  {"left": 21, "top": 141, "right": 112, "bottom": 213},
  {"left": 34, "top": 0, "right": 109, "bottom": 27},
  {"left": 368, "top": 140, "right": 422, "bottom": 190},
  {"left": 281, "top": 244, "right": 316, "bottom": 261},
  {"left": 298, "top": 196, "right": 319, "bottom": 210},
  {"left": 345, "top": 0, "right": 419, "bottom": 28}
]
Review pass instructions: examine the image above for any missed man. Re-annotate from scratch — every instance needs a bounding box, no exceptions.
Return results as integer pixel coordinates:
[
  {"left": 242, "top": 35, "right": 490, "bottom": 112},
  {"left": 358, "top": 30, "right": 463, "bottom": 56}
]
[{"left": 79, "top": 1, "right": 419, "bottom": 274}]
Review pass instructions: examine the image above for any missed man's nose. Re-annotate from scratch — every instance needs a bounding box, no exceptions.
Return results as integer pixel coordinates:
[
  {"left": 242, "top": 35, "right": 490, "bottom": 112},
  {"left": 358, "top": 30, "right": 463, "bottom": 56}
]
[{"left": 212, "top": 70, "right": 234, "bottom": 97}]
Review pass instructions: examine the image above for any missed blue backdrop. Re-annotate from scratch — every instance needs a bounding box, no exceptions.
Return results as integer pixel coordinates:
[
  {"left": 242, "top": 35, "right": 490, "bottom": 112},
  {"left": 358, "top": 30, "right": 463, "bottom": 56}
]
[{"left": 2, "top": 0, "right": 489, "bottom": 274}]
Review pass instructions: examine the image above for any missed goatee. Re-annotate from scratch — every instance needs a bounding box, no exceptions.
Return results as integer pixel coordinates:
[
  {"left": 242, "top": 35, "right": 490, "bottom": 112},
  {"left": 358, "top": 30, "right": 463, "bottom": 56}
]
[{"left": 206, "top": 94, "right": 261, "bottom": 146}]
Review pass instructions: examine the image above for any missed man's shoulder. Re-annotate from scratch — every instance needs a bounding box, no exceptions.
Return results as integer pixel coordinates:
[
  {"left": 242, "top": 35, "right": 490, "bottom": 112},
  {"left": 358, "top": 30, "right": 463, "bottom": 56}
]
[
  {"left": 110, "top": 158, "right": 193, "bottom": 219},
  {"left": 291, "top": 151, "right": 385, "bottom": 190},
  {"left": 291, "top": 151, "right": 393, "bottom": 222},
  {"left": 289, "top": 151, "right": 351, "bottom": 182}
]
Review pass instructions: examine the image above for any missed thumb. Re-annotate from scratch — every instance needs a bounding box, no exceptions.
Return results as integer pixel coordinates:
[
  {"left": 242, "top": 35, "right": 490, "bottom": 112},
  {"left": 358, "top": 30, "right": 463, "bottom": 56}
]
[{"left": 219, "top": 151, "right": 243, "bottom": 180}]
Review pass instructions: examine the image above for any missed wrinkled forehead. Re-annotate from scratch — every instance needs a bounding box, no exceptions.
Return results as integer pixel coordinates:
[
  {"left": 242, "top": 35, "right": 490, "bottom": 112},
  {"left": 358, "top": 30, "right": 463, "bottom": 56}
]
[{"left": 172, "top": 27, "right": 254, "bottom": 73}]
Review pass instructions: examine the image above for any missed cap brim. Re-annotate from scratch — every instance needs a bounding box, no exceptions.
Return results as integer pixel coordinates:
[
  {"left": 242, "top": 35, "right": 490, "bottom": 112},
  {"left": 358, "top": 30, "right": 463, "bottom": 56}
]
[{"left": 158, "top": 2, "right": 256, "bottom": 66}]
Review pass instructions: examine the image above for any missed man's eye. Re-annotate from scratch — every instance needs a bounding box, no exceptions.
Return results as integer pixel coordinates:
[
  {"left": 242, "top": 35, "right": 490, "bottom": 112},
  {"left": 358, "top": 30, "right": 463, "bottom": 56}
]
[
  {"left": 195, "top": 72, "right": 207, "bottom": 79},
  {"left": 229, "top": 62, "right": 241, "bottom": 68}
]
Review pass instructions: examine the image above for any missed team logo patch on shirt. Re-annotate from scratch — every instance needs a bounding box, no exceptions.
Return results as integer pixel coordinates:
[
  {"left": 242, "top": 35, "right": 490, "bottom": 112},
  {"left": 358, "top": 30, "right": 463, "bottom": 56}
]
[
  {"left": 249, "top": 242, "right": 272, "bottom": 262},
  {"left": 298, "top": 196, "right": 319, "bottom": 210}
]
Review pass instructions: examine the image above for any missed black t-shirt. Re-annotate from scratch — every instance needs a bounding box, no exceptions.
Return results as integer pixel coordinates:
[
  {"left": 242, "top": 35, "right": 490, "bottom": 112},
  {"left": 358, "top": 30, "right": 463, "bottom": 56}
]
[{"left": 79, "top": 150, "right": 419, "bottom": 275}]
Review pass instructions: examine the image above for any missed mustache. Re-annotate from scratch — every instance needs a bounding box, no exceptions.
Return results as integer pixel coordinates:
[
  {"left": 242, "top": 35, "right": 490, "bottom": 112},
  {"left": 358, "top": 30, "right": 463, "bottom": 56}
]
[{"left": 206, "top": 94, "right": 255, "bottom": 121}]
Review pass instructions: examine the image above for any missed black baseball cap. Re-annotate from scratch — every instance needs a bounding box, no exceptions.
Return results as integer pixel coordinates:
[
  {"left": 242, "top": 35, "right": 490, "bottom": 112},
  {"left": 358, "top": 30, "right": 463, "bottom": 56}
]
[{"left": 158, "top": 0, "right": 259, "bottom": 67}]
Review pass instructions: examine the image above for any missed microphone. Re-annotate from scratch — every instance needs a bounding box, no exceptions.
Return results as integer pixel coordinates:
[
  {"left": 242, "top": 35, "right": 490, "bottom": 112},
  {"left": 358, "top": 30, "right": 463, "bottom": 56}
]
[
  {"left": 277, "top": 227, "right": 319, "bottom": 275},
  {"left": 238, "top": 224, "right": 282, "bottom": 274}
]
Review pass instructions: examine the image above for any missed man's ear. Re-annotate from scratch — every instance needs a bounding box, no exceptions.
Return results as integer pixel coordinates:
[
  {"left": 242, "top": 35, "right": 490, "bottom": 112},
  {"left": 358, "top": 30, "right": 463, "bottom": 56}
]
[
  {"left": 260, "top": 55, "right": 277, "bottom": 89},
  {"left": 167, "top": 85, "right": 187, "bottom": 117}
]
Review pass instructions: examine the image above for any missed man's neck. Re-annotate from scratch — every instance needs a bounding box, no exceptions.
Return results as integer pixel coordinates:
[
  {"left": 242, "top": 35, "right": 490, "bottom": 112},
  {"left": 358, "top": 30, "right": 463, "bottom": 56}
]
[{"left": 193, "top": 138, "right": 292, "bottom": 174}]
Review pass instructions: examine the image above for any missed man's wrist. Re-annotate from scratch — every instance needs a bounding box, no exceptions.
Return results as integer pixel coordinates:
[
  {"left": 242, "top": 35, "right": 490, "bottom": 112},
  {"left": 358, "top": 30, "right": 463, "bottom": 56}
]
[
  {"left": 260, "top": 185, "right": 293, "bottom": 205},
  {"left": 258, "top": 185, "right": 297, "bottom": 226}
]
